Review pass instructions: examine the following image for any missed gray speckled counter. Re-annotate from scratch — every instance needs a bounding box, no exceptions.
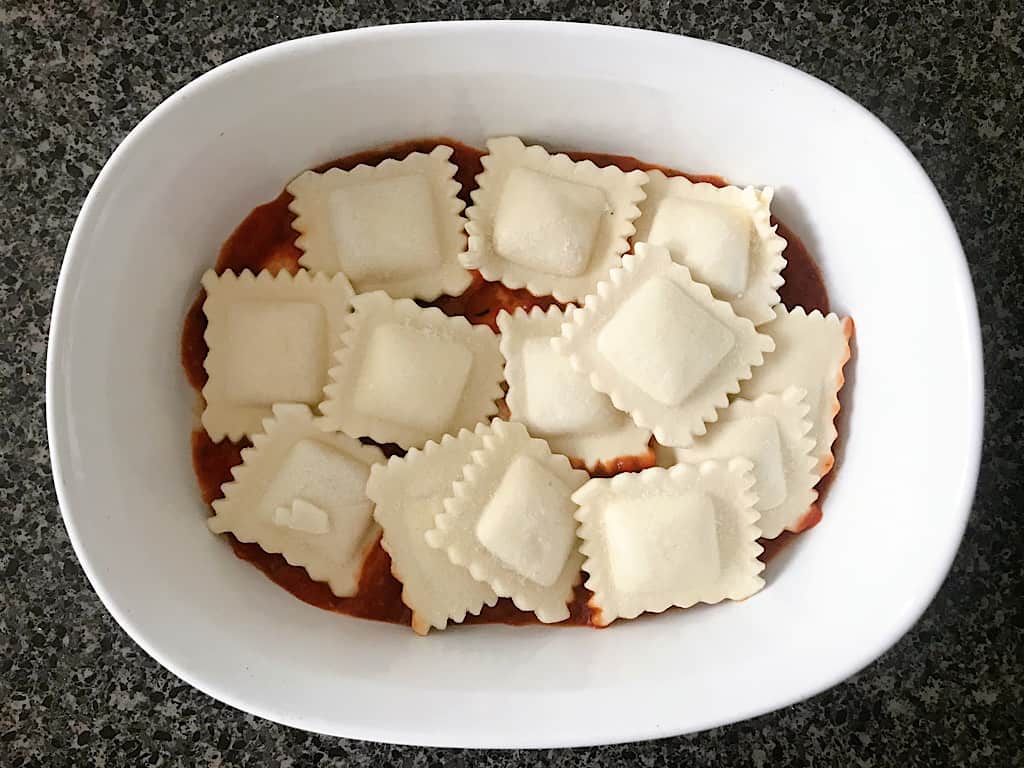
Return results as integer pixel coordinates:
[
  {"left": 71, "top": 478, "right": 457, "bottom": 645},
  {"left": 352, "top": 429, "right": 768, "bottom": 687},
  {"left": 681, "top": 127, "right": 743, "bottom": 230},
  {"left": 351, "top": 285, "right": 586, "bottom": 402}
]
[{"left": 2, "top": 1, "right": 1022, "bottom": 765}]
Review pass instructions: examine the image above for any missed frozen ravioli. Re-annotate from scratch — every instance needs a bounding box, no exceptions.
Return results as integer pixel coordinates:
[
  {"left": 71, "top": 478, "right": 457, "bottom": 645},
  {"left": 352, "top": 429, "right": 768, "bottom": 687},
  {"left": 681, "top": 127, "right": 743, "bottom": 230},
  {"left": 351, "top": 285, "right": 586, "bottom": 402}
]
[
  {"left": 739, "top": 305, "right": 854, "bottom": 476},
  {"left": 201, "top": 269, "right": 354, "bottom": 442},
  {"left": 498, "top": 305, "right": 652, "bottom": 470},
  {"left": 555, "top": 243, "right": 774, "bottom": 448},
  {"left": 288, "top": 145, "right": 471, "bottom": 300},
  {"left": 633, "top": 170, "right": 786, "bottom": 325},
  {"left": 573, "top": 460, "right": 764, "bottom": 626},
  {"left": 367, "top": 425, "right": 499, "bottom": 635},
  {"left": 318, "top": 291, "right": 504, "bottom": 449},
  {"left": 427, "top": 420, "right": 589, "bottom": 623},
  {"left": 208, "top": 404, "right": 385, "bottom": 597},
  {"left": 462, "top": 136, "right": 648, "bottom": 302},
  {"left": 677, "top": 387, "right": 818, "bottom": 538}
]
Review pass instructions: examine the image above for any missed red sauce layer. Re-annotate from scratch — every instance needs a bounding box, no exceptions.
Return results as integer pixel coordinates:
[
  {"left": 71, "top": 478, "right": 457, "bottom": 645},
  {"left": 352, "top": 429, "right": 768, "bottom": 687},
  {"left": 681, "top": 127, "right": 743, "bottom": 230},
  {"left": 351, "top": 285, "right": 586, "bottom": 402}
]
[{"left": 182, "top": 137, "right": 831, "bottom": 628}]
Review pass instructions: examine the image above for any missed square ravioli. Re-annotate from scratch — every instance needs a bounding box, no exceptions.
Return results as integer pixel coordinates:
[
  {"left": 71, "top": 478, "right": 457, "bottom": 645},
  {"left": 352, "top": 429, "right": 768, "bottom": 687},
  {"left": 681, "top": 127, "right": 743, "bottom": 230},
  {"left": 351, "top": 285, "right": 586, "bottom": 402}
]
[
  {"left": 573, "top": 460, "right": 764, "bottom": 626},
  {"left": 738, "top": 305, "right": 854, "bottom": 476},
  {"left": 461, "top": 136, "right": 648, "bottom": 302},
  {"left": 201, "top": 269, "right": 354, "bottom": 442},
  {"left": 555, "top": 243, "right": 774, "bottom": 448},
  {"left": 208, "top": 404, "right": 385, "bottom": 597},
  {"left": 287, "top": 145, "right": 471, "bottom": 301},
  {"left": 676, "top": 386, "right": 818, "bottom": 539},
  {"left": 498, "top": 305, "right": 652, "bottom": 470},
  {"left": 319, "top": 291, "right": 504, "bottom": 448},
  {"left": 633, "top": 171, "right": 787, "bottom": 325},
  {"left": 366, "top": 425, "right": 499, "bottom": 635},
  {"left": 426, "top": 419, "right": 590, "bottom": 623}
]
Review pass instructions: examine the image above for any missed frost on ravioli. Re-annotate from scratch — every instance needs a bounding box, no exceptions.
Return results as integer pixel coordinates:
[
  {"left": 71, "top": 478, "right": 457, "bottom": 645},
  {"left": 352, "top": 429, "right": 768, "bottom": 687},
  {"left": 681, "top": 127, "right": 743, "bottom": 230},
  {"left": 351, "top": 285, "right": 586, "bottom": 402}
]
[
  {"left": 201, "top": 269, "right": 354, "bottom": 442},
  {"left": 633, "top": 171, "right": 787, "bottom": 325},
  {"left": 426, "top": 420, "right": 589, "bottom": 623},
  {"left": 208, "top": 404, "right": 385, "bottom": 597},
  {"left": 573, "top": 460, "right": 764, "bottom": 626},
  {"left": 319, "top": 291, "right": 504, "bottom": 448},
  {"left": 555, "top": 243, "right": 774, "bottom": 448},
  {"left": 677, "top": 387, "right": 818, "bottom": 539},
  {"left": 366, "top": 425, "right": 499, "bottom": 635},
  {"left": 738, "top": 305, "right": 853, "bottom": 477},
  {"left": 287, "top": 145, "right": 471, "bottom": 300},
  {"left": 497, "top": 305, "right": 652, "bottom": 469},
  {"left": 461, "top": 136, "right": 648, "bottom": 302}
]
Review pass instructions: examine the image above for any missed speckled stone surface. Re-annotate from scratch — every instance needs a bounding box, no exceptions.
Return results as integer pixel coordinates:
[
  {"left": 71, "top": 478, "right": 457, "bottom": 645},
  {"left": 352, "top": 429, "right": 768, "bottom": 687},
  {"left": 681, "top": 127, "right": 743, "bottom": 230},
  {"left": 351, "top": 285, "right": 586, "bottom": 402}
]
[{"left": 1, "top": 1, "right": 1022, "bottom": 765}]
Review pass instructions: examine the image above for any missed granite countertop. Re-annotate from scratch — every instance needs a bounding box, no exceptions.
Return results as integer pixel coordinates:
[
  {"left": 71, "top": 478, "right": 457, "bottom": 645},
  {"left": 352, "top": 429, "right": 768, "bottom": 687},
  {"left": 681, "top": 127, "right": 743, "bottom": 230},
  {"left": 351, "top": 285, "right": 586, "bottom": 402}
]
[{"left": 2, "top": 1, "right": 1022, "bottom": 765}]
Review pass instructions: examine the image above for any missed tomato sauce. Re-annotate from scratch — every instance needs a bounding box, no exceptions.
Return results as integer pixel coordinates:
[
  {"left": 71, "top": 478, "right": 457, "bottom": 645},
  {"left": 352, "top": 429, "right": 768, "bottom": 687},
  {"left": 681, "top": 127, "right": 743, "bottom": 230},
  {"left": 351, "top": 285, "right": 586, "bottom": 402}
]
[{"left": 181, "top": 138, "right": 832, "bottom": 629}]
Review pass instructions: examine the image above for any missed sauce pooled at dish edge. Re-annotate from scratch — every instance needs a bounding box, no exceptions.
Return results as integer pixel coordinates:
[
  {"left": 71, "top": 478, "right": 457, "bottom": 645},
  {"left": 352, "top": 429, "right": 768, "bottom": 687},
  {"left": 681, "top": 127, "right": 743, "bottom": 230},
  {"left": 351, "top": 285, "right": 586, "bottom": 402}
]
[{"left": 181, "top": 138, "right": 832, "bottom": 628}]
